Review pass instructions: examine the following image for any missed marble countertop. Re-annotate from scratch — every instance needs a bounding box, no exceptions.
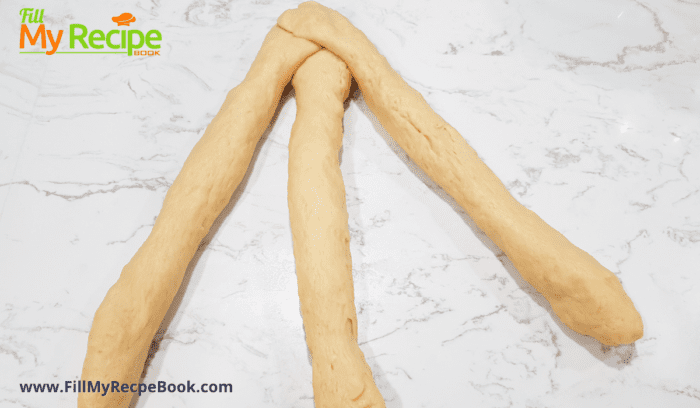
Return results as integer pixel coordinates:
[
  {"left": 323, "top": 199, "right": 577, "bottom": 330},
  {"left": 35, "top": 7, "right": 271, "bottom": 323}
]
[{"left": 1, "top": 0, "right": 699, "bottom": 407}]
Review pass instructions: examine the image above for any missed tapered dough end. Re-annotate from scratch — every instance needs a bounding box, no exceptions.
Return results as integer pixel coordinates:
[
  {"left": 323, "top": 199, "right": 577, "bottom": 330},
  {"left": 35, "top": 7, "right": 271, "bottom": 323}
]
[
  {"left": 596, "top": 310, "right": 644, "bottom": 346},
  {"left": 571, "top": 282, "right": 644, "bottom": 346},
  {"left": 543, "top": 257, "right": 644, "bottom": 346},
  {"left": 594, "top": 279, "right": 644, "bottom": 346},
  {"left": 559, "top": 299, "right": 644, "bottom": 346},
  {"left": 311, "top": 344, "right": 387, "bottom": 408}
]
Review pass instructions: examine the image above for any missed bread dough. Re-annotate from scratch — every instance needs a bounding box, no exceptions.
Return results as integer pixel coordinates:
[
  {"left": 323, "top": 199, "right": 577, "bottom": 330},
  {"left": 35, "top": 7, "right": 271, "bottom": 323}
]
[
  {"left": 278, "top": 2, "right": 643, "bottom": 346},
  {"left": 288, "top": 50, "right": 386, "bottom": 408},
  {"left": 79, "top": 26, "right": 320, "bottom": 408}
]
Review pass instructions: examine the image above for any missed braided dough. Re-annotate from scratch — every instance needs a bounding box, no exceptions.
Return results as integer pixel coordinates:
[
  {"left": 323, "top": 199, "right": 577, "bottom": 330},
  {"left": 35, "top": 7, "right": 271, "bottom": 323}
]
[
  {"left": 79, "top": 26, "right": 320, "bottom": 408},
  {"left": 288, "top": 50, "right": 386, "bottom": 407},
  {"left": 79, "top": 4, "right": 645, "bottom": 407},
  {"left": 278, "top": 1, "right": 643, "bottom": 346}
]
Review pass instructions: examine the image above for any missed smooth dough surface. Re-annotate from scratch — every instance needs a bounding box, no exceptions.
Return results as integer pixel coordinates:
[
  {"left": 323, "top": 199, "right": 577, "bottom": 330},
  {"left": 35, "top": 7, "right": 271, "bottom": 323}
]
[
  {"left": 79, "top": 26, "right": 320, "bottom": 408},
  {"left": 288, "top": 50, "right": 386, "bottom": 408},
  {"left": 278, "top": 2, "right": 643, "bottom": 346}
]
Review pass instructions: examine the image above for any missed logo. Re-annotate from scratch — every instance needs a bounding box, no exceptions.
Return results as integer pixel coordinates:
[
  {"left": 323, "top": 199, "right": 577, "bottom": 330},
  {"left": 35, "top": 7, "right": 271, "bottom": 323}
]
[
  {"left": 112, "top": 13, "right": 136, "bottom": 27},
  {"left": 19, "top": 8, "right": 162, "bottom": 56}
]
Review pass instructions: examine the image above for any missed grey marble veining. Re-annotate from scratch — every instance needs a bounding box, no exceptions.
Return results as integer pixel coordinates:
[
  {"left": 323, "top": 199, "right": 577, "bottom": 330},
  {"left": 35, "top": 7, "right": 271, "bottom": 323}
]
[{"left": 1, "top": 0, "right": 699, "bottom": 407}]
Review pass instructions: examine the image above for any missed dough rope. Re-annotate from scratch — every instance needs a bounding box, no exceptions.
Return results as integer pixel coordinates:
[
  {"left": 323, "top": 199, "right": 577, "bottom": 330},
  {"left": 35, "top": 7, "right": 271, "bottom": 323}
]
[
  {"left": 278, "top": 1, "right": 643, "bottom": 346},
  {"left": 288, "top": 50, "right": 387, "bottom": 408},
  {"left": 78, "top": 26, "right": 320, "bottom": 408}
]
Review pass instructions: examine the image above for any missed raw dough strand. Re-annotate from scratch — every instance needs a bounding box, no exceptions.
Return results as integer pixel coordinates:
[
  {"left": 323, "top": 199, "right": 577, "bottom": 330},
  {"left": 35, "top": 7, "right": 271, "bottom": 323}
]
[
  {"left": 278, "top": 2, "right": 643, "bottom": 346},
  {"left": 288, "top": 50, "right": 387, "bottom": 408},
  {"left": 79, "top": 26, "right": 320, "bottom": 408}
]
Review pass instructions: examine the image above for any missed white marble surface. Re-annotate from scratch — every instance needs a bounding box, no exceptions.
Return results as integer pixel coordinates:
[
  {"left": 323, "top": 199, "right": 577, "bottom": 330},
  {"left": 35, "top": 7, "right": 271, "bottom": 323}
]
[{"left": 1, "top": 0, "right": 699, "bottom": 407}]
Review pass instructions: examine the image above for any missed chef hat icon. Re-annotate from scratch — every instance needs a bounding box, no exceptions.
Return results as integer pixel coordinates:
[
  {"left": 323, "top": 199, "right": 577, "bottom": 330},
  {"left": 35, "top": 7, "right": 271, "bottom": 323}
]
[{"left": 112, "top": 13, "right": 136, "bottom": 26}]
